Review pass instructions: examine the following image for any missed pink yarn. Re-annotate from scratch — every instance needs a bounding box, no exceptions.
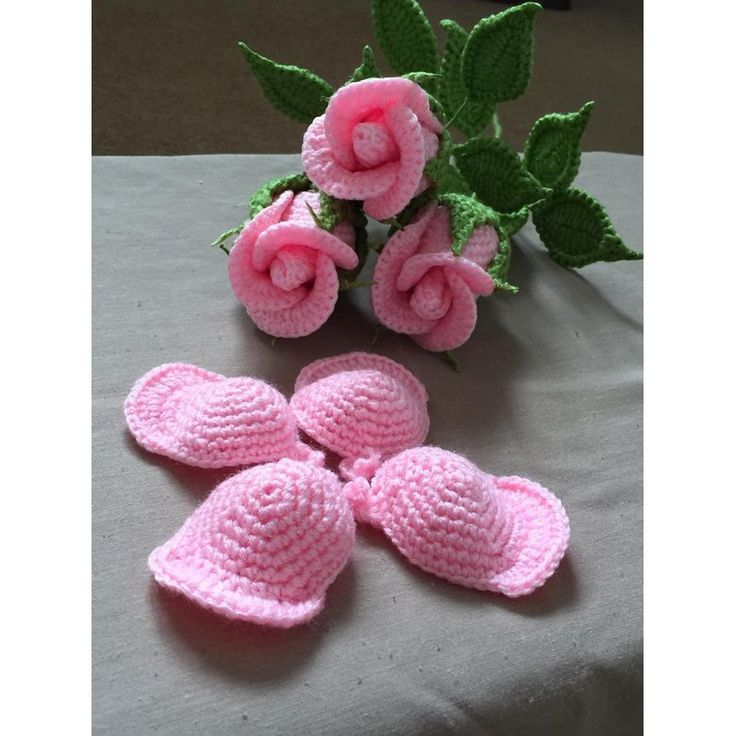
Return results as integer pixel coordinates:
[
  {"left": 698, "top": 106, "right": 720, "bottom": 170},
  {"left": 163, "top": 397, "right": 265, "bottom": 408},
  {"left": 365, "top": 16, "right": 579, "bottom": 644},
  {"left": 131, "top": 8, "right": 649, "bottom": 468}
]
[
  {"left": 344, "top": 447, "right": 569, "bottom": 597},
  {"left": 125, "top": 363, "right": 322, "bottom": 468},
  {"left": 290, "top": 352, "right": 429, "bottom": 480},
  {"left": 302, "top": 77, "right": 443, "bottom": 221},
  {"left": 228, "top": 190, "right": 359, "bottom": 338},
  {"left": 149, "top": 459, "right": 355, "bottom": 627},
  {"left": 372, "top": 202, "right": 499, "bottom": 352}
]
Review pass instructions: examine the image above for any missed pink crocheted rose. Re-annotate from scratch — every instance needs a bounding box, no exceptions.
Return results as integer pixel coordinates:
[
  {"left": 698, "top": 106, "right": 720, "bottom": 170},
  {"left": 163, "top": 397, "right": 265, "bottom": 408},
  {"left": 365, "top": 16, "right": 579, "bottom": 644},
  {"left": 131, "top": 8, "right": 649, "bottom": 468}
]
[
  {"left": 228, "top": 190, "right": 359, "bottom": 337},
  {"left": 302, "top": 77, "right": 444, "bottom": 221},
  {"left": 372, "top": 201, "right": 499, "bottom": 352}
]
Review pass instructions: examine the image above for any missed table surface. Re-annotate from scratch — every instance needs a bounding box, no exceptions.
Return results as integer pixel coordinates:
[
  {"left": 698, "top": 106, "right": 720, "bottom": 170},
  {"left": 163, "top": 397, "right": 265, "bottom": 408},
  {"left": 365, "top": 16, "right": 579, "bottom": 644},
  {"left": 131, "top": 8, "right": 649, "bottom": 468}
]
[{"left": 92, "top": 153, "right": 643, "bottom": 736}]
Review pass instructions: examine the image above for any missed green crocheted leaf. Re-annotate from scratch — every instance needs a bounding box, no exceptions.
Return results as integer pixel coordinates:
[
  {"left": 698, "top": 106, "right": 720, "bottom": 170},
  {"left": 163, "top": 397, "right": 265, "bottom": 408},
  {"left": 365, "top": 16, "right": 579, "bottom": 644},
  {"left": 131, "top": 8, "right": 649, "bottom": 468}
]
[
  {"left": 211, "top": 224, "right": 243, "bottom": 255},
  {"left": 462, "top": 2, "right": 541, "bottom": 104},
  {"left": 309, "top": 191, "right": 362, "bottom": 233},
  {"left": 239, "top": 42, "right": 333, "bottom": 123},
  {"left": 438, "top": 19, "right": 495, "bottom": 138},
  {"left": 348, "top": 46, "right": 381, "bottom": 84},
  {"left": 404, "top": 71, "right": 440, "bottom": 95},
  {"left": 454, "top": 137, "right": 549, "bottom": 213},
  {"left": 532, "top": 188, "right": 643, "bottom": 268},
  {"left": 372, "top": 0, "right": 438, "bottom": 75},
  {"left": 437, "top": 193, "right": 499, "bottom": 256},
  {"left": 488, "top": 234, "right": 518, "bottom": 293},
  {"left": 316, "top": 191, "right": 343, "bottom": 231},
  {"left": 424, "top": 157, "right": 473, "bottom": 196},
  {"left": 248, "top": 172, "right": 312, "bottom": 218},
  {"left": 524, "top": 102, "right": 594, "bottom": 190},
  {"left": 498, "top": 207, "right": 529, "bottom": 237}
]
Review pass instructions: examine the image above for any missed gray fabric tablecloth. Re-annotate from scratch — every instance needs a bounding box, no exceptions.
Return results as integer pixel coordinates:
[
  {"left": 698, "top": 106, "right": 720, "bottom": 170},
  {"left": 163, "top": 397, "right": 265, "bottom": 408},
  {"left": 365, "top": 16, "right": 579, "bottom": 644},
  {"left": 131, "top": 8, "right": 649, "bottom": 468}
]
[{"left": 92, "top": 153, "right": 642, "bottom": 735}]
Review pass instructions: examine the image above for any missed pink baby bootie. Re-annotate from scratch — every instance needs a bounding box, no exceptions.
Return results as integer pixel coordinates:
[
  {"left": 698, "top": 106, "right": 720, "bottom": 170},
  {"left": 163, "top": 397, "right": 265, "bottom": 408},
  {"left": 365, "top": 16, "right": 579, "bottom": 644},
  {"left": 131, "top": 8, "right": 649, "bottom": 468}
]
[
  {"left": 148, "top": 458, "right": 355, "bottom": 627},
  {"left": 290, "top": 352, "right": 430, "bottom": 480},
  {"left": 345, "top": 447, "right": 569, "bottom": 597},
  {"left": 125, "top": 363, "right": 320, "bottom": 468}
]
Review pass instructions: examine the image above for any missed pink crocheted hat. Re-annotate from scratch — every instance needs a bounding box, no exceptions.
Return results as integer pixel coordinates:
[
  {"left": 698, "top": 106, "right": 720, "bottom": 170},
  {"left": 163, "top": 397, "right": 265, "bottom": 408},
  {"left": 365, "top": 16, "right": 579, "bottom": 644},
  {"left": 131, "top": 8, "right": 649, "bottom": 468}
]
[
  {"left": 125, "top": 363, "right": 320, "bottom": 468},
  {"left": 345, "top": 447, "right": 569, "bottom": 597},
  {"left": 149, "top": 458, "right": 355, "bottom": 627},
  {"left": 290, "top": 352, "right": 430, "bottom": 480}
]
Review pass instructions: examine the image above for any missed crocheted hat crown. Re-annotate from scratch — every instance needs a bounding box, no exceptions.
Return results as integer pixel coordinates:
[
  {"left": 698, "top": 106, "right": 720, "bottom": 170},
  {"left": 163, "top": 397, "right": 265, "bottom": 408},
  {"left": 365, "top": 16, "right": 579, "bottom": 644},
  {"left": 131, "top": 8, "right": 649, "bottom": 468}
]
[
  {"left": 148, "top": 458, "right": 355, "bottom": 627},
  {"left": 290, "top": 352, "right": 429, "bottom": 479},
  {"left": 345, "top": 446, "right": 569, "bottom": 597},
  {"left": 125, "top": 363, "right": 316, "bottom": 468}
]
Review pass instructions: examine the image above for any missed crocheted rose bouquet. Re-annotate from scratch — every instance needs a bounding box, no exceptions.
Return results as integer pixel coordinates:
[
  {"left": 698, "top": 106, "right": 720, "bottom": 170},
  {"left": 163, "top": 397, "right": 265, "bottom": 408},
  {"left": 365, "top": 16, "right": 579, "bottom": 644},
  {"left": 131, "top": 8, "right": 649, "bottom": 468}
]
[{"left": 214, "top": 0, "right": 642, "bottom": 356}]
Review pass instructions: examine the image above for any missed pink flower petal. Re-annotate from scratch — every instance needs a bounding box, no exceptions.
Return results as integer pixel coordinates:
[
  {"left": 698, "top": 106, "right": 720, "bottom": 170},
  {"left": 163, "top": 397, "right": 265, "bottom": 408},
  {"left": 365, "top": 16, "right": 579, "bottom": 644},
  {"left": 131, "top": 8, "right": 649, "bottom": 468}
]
[
  {"left": 413, "top": 271, "right": 479, "bottom": 352},
  {"left": 363, "top": 106, "right": 426, "bottom": 221},
  {"left": 461, "top": 225, "right": 499, "bottom": 269},
  {"left": 417, "top": 205, "right": 453, "bottom": 254},
  {"left": 302, "top": 116, "right": 399, "bottom": 201},
  {"left": 331, "top": 220, "right": 356, "bottom": 248},
  {"left": 323, "top": 78, "right": 442, "bottom": 169},
  {"left": 371, "top": 203, "right": 439, "bottom": 335},
  {"left": 396, "top": 252, "right": 493, "bottom": 296},
  {"left": 230, "top": 250, "right": 308, "bottom": 310},
  {"left": 413, "top": 174, "right": 432, "bottom": 199},
  {"left": 352, "top": 122, "right": 399, "bottom": 168},
  {"left": 286, "top": 192, "right": 356, "bottom": 248},
  {"left": 252, "top": 222, "right": 359, "bottom": 272},
  {"left": 422, "top": 127, "right": 440, "bottom": 160},
  {"left": 409, "top": 269, "right": 452, "bottom": 321},
  {"left": 396, "top": 252, "right": 455, "bottom": 290},
  {"left": 228, "top": 193, "right": 308, "bottom": 310},
  {"left": 282, "top": 191, "right": 322, "bottom": 226},
  {"left": 247, "top": 253, "right": 340, "bottom": 337},
  {"left": 269, "top": 247, "right": 316, "bottom": 291}
]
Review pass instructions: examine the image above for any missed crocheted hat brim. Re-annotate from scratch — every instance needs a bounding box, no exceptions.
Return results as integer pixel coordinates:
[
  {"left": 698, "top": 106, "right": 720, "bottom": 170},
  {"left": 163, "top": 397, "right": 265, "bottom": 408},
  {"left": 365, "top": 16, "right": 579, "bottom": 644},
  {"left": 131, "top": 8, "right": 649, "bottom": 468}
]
[
  {"left": 148, "top": 543, "right": 324, "bottom": 628},
  {"left": 485, "top": 476, "right": 570, "bottom": 598},
  {"left": 294, "top": 351, "right": 428, "bottom": 406},
  {"left": 124, "top": 363, "right": 225, "bottom": 460}
]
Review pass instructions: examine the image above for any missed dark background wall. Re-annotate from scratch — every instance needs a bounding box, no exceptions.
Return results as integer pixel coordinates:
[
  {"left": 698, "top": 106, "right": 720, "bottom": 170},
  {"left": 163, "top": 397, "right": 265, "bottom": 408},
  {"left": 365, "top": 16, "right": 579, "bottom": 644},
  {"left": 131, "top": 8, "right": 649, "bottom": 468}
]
[{"left": 92, "top": 0, "right": 642, "bottom": 155}]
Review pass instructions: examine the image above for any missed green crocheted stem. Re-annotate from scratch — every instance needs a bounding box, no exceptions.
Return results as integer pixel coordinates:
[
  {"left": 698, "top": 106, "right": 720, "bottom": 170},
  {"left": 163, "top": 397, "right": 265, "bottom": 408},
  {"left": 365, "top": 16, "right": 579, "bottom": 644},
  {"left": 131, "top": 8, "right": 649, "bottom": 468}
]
[
  {"left": 238, "top": 42, "right": 334, "bottom": 124},
  {"left": 439, "top": 19, "right": 496, "bottom": 138},
  {"left": 524, "top": 101, "right": 595, "bottom": 191},
  {"left": 454, "top": 136, "right": 549, "bottom": 213},
  {"left": 348, "top": 45, "right": 382, "bottom": 84},
  {"left": 532, "top": 187, "right": 643, "bottom": 268},
  {"left": 372, "top": 0, "right": 438, "bottom": 75},
  {"left": 248, "top": 172, "right": 312, "bottom": 219},
  {"left": 441, "top": 351, "right": 462, "bottom": 372},
  {"left": 462, "top": 2, "right": 541, "bottom": 105},
  {"left": 492, "top": 111, "right": 503, "bottom": 138}
]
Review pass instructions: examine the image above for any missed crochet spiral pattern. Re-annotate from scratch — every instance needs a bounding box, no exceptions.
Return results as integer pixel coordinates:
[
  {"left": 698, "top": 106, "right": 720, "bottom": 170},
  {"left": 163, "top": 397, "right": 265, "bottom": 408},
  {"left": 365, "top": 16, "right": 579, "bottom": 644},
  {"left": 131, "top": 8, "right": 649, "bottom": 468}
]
[
  {"left": 124, "top": 363, "right": 320, "bottom": 468},
  {"left": 148, "top": 459, "right": 355, "bottom": 627},
  {"left": 228, "top": 190, "right": 359, "bottom": 338},
  {"left": 128, "top": 352, "right": 570, "bottom": 626},
  {"left": 372, "top": 201, "right": 498, "bottom": 352},
  {"left": 290, "top": 352, "right": 430, "bottom": 480},
  {"left": 344, "top": 446, "right": 569, "bottom": 597},
  {"left": 302, "top": 77, "right": 443, "bottom": 221}
]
